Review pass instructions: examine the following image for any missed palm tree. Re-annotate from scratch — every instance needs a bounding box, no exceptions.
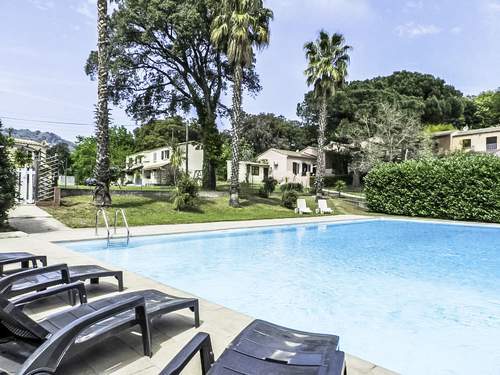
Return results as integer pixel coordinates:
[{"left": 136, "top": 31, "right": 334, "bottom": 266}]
[
  {"left": 94, "top": 0, "right": 112, "bottom": 206},
  {"left": 211, "top": 0, "right": 273, "bottom": 207},
  {"left": 304, "top": 31, "right": 351, "bottom": 197}
]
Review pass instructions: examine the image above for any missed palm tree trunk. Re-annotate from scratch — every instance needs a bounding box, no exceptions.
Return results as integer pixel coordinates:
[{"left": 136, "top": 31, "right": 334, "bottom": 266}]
[
  {"left": 229, "top": 64, "right": 243, "bottom": 207},
  {"left": 315, "top": 96, "right": 327, "bottom": 198},
  {"left": 94, "top": 0, "right": 112, "bottom": 207}
]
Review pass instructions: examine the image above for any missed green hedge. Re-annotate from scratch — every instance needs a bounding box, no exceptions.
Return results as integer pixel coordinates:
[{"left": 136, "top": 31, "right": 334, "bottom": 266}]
[{"left": 364, "top": 153, "right": 500, "bottom": 223}]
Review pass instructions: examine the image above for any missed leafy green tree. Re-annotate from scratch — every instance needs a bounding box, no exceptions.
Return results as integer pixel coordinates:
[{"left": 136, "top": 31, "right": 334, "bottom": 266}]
[
  {"left": 211, "top": 0, "right": 273, "bottom": 207},
  {"left": 134, "top": 117, "right": 200, "bottom": 152},
  {"left": 304, "top": 31, "right": 351, "bottom": 197},
  {"left": 240, "top": 113, "right": 309, "bottom": 155},
  {"left": 71, "top": 126, "right": 135, "bottom": 184},
  {"left": 13, "top": 148, "right": 33, "bottom": 168},
  {"left": 85, "top": 0, "right": 262, "bottom": 190},
  {"left": 0, "top": 121, "right": 17, "bottom": 227},
  {"left": 474, "top": 90, "right": 500, "bottom": 128},
  {"left": 297, "top": 71, "right": 468, "bottom": 134}
]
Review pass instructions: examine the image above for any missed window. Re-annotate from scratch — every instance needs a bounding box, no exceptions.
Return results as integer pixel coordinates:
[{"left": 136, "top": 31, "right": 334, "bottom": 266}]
[
  {"left": 462, "top": 139, "right": 471, "bottom": 149},
  {"left": 486, "top": 137, "right": 497, "bottom": 151},
  {"left": 161, "top": 150, "right": 170, "bottom": 160},
  {"left": 153, "top": 152, "right": 157, "bottom": 162},
  {"left": 252, "top": 166, "right": 260, "bottom": 176},
  {"left": 144, "top": 170, "right": 151, "bottom": 179},
  {"left": 301, "top": 163, "right": 309, "bottom": 176},
  {"left": 292, "top": 162, "right": 299, "bottom": 175}
]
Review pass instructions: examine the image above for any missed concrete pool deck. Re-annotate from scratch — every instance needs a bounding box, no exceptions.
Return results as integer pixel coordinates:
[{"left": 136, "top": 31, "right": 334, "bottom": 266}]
[{"left": 0, "top": 215, "right": 398, "bottom": 375}]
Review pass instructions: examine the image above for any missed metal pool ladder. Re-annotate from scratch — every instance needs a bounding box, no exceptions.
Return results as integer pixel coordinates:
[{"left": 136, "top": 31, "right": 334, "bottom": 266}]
[
  {"left": 113, "top": 208, "right": 130, "bottom": 242},
  {"left": 95, "top": 208, "right": 130, "bottom": 245}
]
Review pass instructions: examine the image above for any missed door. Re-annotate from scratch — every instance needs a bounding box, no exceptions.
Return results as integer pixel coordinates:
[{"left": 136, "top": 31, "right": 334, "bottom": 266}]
[{"left": 263, "top": 167, "right": 269, "bottom": 180}]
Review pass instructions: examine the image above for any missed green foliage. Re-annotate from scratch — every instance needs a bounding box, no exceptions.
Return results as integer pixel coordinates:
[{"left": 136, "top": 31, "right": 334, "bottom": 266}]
[
  {"left": 13, "top": 148, "right": 32, "bottom": 168},
  {"left": 334, "top": 180, "right": 347, "bottom": 192},
  {"left": 71, "top": 126, "right": 135, "bottom": 184},
  {"left": 281, "top": 190, "right": 299, "bottom": 209},
  {"left": 211, "top": 0, "right": 273, "bottom": 68},
  {"left": 297, "top": 71, "right": 469, "bottom": 136},
  {"left": 258, "top": 177, "right": 277, "bottom": 198},
  {"left": 134, "top": 118, "right": 200, "bottom": 152},
  {"left": 0, "top": 121, "right": 17, "bottom": 226},
  {"left": 424, "top": 123, "right": 456, "bottom": 133},
  {"left": 364, "top": 153, "right": 500, "bottom": 223},
  {"left": 280, "top": 183, "right": 304, "bottom": 193},
  {"left": 172, "top": 175, "right": 199, "bottom": 211},
  {"left": 311, "top": 175, "right": 352, "bottom": 188},
  {"left": 85, "top": 0, "right": 263, "bottom": 189},
  {"left": 304, "top": 31, "right": 351, "bottom": 99},
  {"left": 473, "top": 90, "right": 500, "bottom": 128},
  {"left": 47, "top": 143, "right": 72, "bottom": 174},
  {"left": 239, "top": 113, "right": 310, "bottom": 155}
]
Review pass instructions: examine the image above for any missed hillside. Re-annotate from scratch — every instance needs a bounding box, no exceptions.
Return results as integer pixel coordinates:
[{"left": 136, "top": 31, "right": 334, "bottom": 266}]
[{"left": 0, "top": 128, "right": 75, "bottom": 149}]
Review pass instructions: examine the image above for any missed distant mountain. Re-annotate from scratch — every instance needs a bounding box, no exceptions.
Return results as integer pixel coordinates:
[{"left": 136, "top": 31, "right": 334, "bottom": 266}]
[{"left": 1, "top": 128, "right": 75, "bottom": 150}]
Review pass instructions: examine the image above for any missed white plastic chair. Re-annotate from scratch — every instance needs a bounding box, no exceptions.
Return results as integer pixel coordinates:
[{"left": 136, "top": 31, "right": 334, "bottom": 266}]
[
  {"left": 316, "top": 199, "right": 333, "bottom": 215},
  {"left": 295, "top": 199, "right": 312, "bottom": 214}
]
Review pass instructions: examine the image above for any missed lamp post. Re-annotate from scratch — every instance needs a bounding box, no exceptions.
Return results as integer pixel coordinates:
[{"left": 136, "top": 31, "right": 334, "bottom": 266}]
[{"left": 185, "top": 122, "right": 189, "bottom": 175}]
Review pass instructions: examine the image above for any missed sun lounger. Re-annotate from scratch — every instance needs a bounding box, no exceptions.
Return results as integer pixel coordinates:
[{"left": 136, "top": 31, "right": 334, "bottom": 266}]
[
  {"left": 0, "top": 252, "right": 47, "bottom": 274},
  {"left": 161, "top": 319, "right": 346, "bottom": 375},
  {"left": 0, "top": 284, "right": 199, "bottom": 375},
  {"left": 316, "top": 199, "right": 333, "bottom": 214},
  {"left": 0, "top": 263, "right": 124, "bottom": 305},
  {"left": 295, "top": 198, "right": 313, "bottom": 214}
]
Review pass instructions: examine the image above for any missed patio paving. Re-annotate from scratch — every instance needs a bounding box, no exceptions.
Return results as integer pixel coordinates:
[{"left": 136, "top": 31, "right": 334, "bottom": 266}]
[{"left": 0, "top": 215, "right": 398, "bottom": 375}]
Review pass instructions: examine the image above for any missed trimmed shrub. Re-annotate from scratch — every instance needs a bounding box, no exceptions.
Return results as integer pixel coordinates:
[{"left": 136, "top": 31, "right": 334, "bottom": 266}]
[
  {"left": 334, "top": 180, "right": 347, "bottom": 194},
  {"left": 281, "top": 190, "right": 299, "bottom": 209},
  {"left": 280, "top": 182, "right": 303, "bottom": 192},
  {"left": 172, "top": 175, "right": 199, "bottom": 211},
  {"left": 0, "top": 122, "right": 17, "bottom": 227},
  {"left": 364, "top": 153, "right": 500, "bottom": 223},
  {"left": 258, "top": 177, "right": 278, "bottom": 198}
]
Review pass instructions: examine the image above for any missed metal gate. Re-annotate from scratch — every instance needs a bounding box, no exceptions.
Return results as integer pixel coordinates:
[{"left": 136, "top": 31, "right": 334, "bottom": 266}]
[{"left": 17, "top": 168, "right": 36, "bottom": 204}]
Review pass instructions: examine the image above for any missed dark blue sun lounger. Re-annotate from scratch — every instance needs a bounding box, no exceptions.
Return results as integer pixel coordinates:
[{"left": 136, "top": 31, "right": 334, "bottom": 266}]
[
  {"left": 0, "top": 283, "right": 199, "bottom": 375},
  {"left": 0, "top": 263, "right": 124, "bottom": 305},
  {"left": 0, "top": 252, "right": 47, "bottom": 273},
  {"left": 161, "top": 319, "right": 346, "bottom": 375}
]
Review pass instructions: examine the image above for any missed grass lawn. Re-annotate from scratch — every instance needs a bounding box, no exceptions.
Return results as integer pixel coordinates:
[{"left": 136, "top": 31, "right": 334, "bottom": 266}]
[
  {"left": 43, "top": 193, "right": 371, "bottom": 228},
  {"left": 63, "top": 185, "right": 175, "bottom": 192}
]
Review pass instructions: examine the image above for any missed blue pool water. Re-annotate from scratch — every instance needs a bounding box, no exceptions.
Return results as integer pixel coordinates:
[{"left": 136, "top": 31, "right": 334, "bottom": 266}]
[{"left": 65, "top": 219, "right": 500, "bottom": 375}]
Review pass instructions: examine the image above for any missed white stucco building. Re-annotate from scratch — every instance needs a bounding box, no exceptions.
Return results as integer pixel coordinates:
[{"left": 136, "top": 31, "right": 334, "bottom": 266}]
[
  {"left": 125, "top": 141, "right": 203, "bottom": 186},
  {"left": 228, "top": 144, "right": 350, "bottom": 187}
]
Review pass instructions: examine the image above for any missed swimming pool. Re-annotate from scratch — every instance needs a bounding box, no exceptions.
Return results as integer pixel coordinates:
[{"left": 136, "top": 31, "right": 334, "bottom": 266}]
[{"left": 65, "top": 219, "right": 500, "bottom": 375}]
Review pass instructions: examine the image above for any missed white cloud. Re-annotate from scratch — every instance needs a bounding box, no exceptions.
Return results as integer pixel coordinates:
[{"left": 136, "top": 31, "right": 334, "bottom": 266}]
[
  {"left": 486, "top": 1, "right": 500, "bottom": 11},
  {"left": 405, "top": 1, "right": 424, "bottom": 9},
  {"left": 270, "top": 0, "right": 372, "bottom": 19},
  {"left": 396, "top": 22, "right": 442, "bottom": 38},
  {"left": 74, "top": 0, "right": 96, "bottom": 21},
  {"left": 29, "top": 0, "right": 55, "bottom": 11},
  {"left": 450, "top": 26, "right": 462, "bottom": 35}
]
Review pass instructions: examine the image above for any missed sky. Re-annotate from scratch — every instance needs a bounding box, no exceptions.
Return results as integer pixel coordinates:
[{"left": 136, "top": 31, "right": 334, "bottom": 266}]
[{"left": 0, "top": 0, "right": 499, "bottom": 142}]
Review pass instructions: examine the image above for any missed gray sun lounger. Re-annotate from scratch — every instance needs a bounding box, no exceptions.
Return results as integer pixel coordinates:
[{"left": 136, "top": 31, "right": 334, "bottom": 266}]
[
  {"left": 0, "top": 283, "right": 199, "bottom": 375},
  {"left": 161, "top": 319, "right": 346, "bottom": 375},
  {"left": 0, "top": 252, "right": 47, "bottom": 274},
  {"left": 0, "top": 263, "right": 124, "bottom": 305}
]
